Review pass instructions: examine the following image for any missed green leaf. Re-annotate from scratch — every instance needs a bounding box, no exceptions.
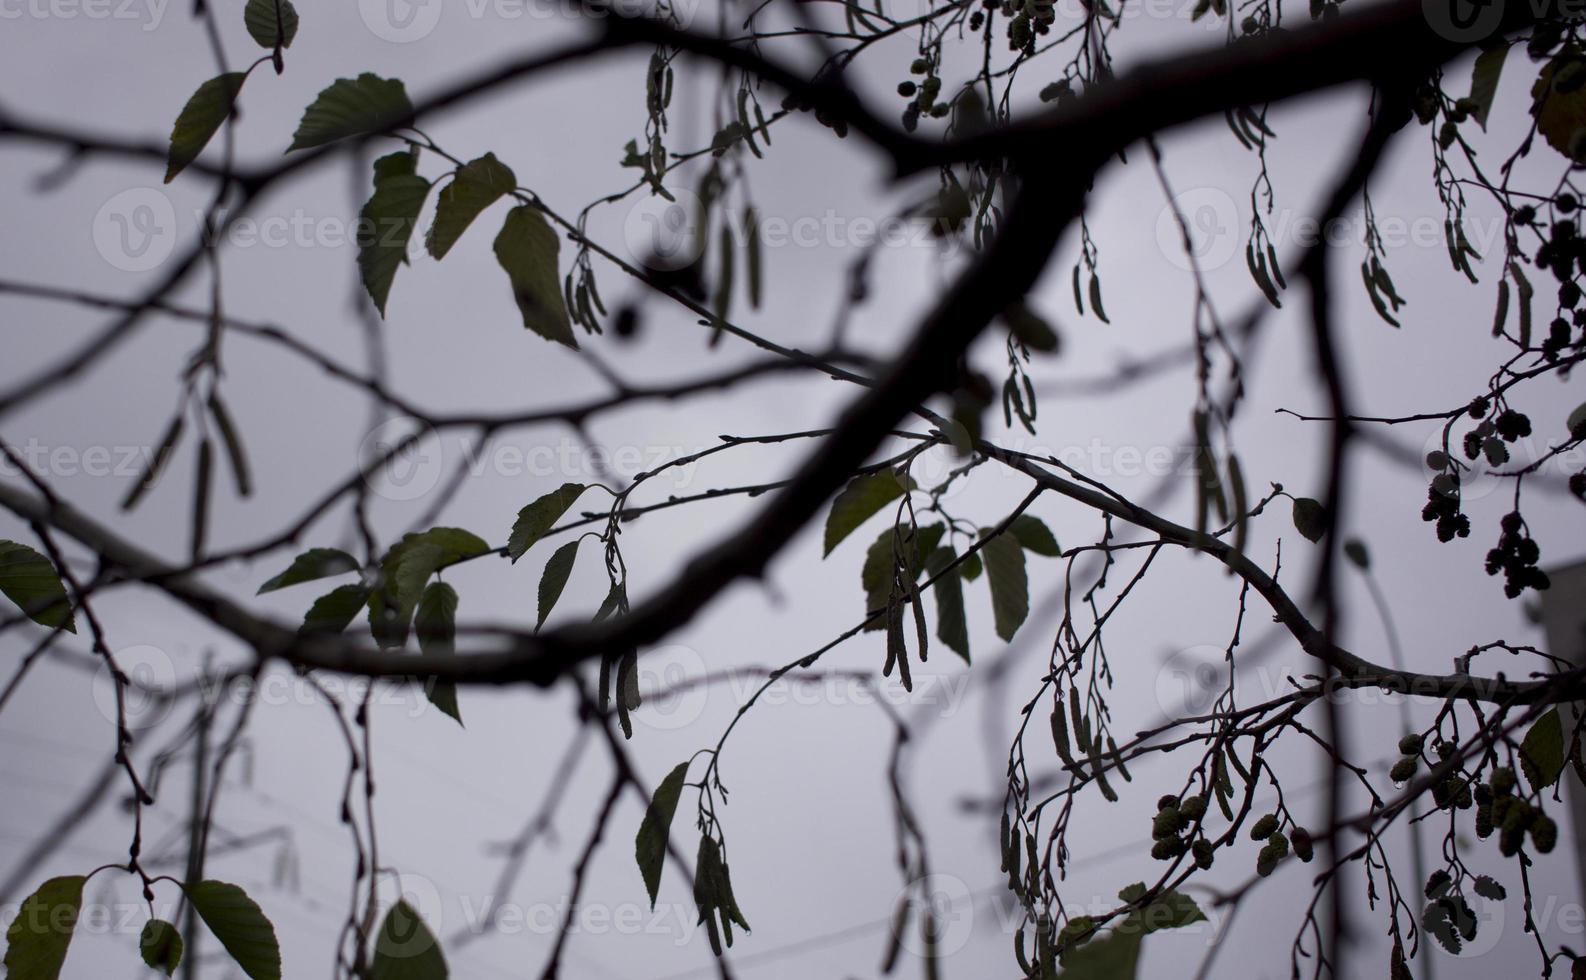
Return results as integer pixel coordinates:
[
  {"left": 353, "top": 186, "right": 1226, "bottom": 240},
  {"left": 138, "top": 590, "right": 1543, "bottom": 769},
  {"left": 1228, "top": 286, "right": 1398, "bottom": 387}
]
[
  {"left": 288, "top": 73, "right": 412, "bottom": 152},
  {"left": 960, "top": 551, "right": 982, "bottom": 582},
  {"left": 415, "top": 581, "right": 462, "bottom": 726},
  {"left": 4, "top": 876, "right": 84, "bottom": 980},
  {"left": 860, "top": 524, "right": 945, "bottom": 631},
  {"left": 368, "top": 529, "right": 488, "bottom": 648},
  {"left": 165, "top": 73, "right": 245, "bottom": 183},
  {"left": 0, "top": 541, "right": 75, "bottom": 633},
  {"left": 508, "top": 483, "right": 589, "bottom": 561},
  {"left": 139, "top": 920, "right": 183, "bottom": 977},
  {"left": 982, "top": 532, "right": 1028, "bottom": 642},
  {"left": 1343, "top": 538, "right": 1371, "bottom": 570},
  {"left": 1533, "top": 55, "right": 1586, "bottom": 162},
  {"left": 926, "top": 547, "right": 969, "bottom": 662},
  {"left": 1521, "top": 707, "right": 1565, "bottom": 792},
  {"left": 494, "top": 206, "right": 576, "bottom": 348},
  {"left": 258, "top": 547, "right": 359, "bottom": 594},
  {"left": 243, "top": 0, "right": 298, "bottom": 49},
  {"left": 358, "top": 151, "right": 431, "bottom": 317},
  {"left": 636, "top": 762, "right": 690, "bottom": 907},
  {"left": 823, "top": 470, "right": 913, "bottom": 556},
  {"left": 1137, "top": 889, "right": 1206, "bottom": 933},
  {"left": 1009, "top": 514, "right": 1060, "bottom": 556},
  {"left": 1468, "top": 43, "right": 1508, "bottom": 129},
  {"left": 537, "top": 539, "right": 580, "bottom": 629},
  {"left": 1291, "top": 497, "right": 1326, "bottom": 543},
  {"left": 182, "top": 881, "right": 280, "bottom": 980},
  {"left": 370, "top": 901, "right": 448, "bottom": 980},
  {"left": 300, "top": 584, "right": 372, "bottom": 635},
  {"left": 427, "top": 154, "right": 517, "bottom": 260},
  {"left": 1056, "top": 888, "right": 1205, "bottom": 978}
]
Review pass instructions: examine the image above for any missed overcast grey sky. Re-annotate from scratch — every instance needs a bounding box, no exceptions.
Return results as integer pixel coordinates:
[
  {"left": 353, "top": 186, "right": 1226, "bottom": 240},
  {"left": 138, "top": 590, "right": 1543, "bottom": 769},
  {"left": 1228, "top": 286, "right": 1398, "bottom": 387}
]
[{"left": 3, "top": 1, "right": 1586, "bottom": 978}]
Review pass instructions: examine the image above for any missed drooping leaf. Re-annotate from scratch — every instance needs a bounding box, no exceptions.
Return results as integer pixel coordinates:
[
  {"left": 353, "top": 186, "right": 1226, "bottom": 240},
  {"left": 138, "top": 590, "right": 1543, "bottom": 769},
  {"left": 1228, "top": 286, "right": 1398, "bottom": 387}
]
[
  {"left": 636, "top": 762, "right": 690, "bottom": 907},
  {"left": 859, "top": 524, "right": 945, "bottom": 631},
  {"left": 494, "top": 205, "right": 577, "bottom": 348},
  {"left": 982, "top": 532, "right": 1029, "bottom": 642},
  {"left": 925, "top": 547, "right": 969, "bottom": 662},
  {"left": 3, "top": 876, "right": 85, "bottom": 980},
  {"left": 165, "top": 73, "right": 246, "bottom": 183},
  {"left": 427, "top": 154, "right": 517, "bottom": 260},
  {"left": 537, "top": 539, "right": 580, "bottom": 629},
  {"left": 508, "top": 484, "right": 589, "bottom": 561},
  {"left": 1009, "top": 514, "right": 1060, "bottom": 556},
  {"left": 1533, "top": 55, "right": 1586, "bottom": 162},
  {"left": 1468, "top": 43, "right": 1509, "bottom": 129},
  {"left": 181, "top": 881, "right": 281, "bottom": 980},
  {"left": 370, "top": 901, "right": 448, "bottom": 980},
  {"left": 1291, "top": 497, "right": 1327, "bottom": 543},
  {"left": 243, "top": 0, "right": 298, "bottom": 49},
  {"left": 1055, "top": 887, "right": 1205, "bottom": 978},
  {"left": 358, "top": 151, "right": 431, "bottom": 317},
  {"left": 368, "top": 529, "right": 488, "bottom": 648},
  {"left": 415, "top": 581, "right": 462, "bottom": 726},
  {"left": 139, "top": 920, "right": 184, "bottom": 977},
  {"left": 300, "top": 584, "right": 372, "bottom": 636},
  {"left": 1521, "top": 707, "right": 1566, "bottom": 791},
  {"left": 288, "top": 73, "right": 413, "bottom": 152},
  {"left": 1343, "top": 538, "right": 1371, "bottom": 569},
  {"left": 0, "top": 541, "right": 75, "bottom": 633},
  {"left": 258, "top": 548, "right": 359, "bottom": 594},
  {"left": 823, "top": 470, "right": 913, "bottom": 556}
]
